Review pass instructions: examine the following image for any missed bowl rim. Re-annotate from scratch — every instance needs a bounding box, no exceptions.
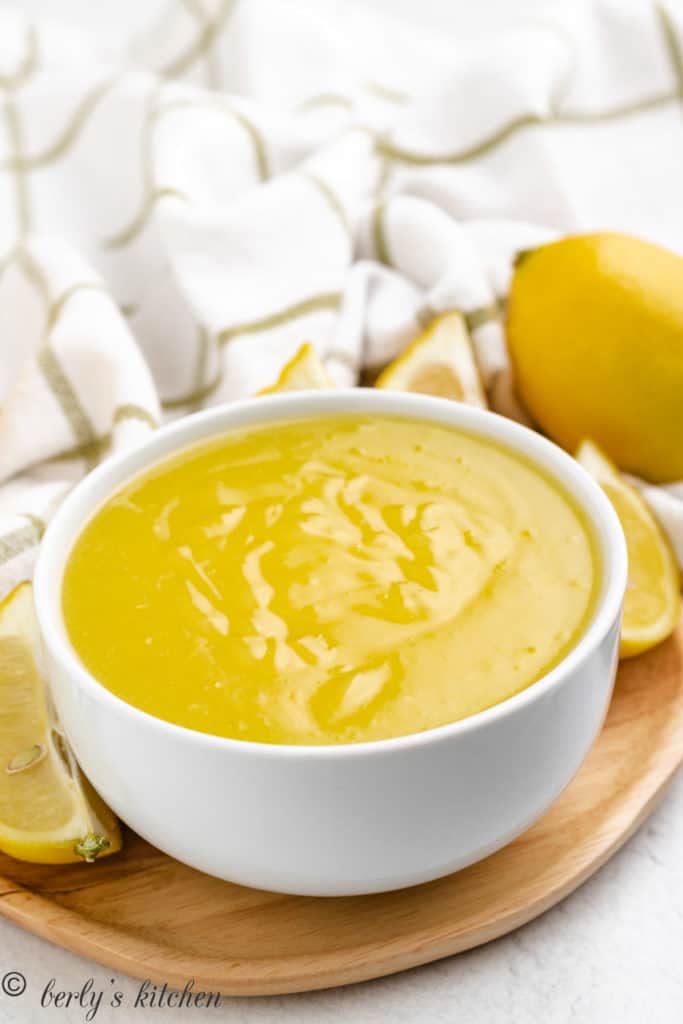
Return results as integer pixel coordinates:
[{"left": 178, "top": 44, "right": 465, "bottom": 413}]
[{"left": 34, "top": 390, "right": 628, "bottom": 760}]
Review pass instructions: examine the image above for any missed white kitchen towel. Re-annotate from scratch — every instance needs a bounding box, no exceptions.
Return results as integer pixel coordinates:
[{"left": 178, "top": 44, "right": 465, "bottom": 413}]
[{"left": 1, "top": 0, "right": 683, "bottom": 595}]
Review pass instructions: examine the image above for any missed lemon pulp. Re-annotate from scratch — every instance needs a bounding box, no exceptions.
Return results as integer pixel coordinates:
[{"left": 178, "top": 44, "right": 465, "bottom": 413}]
[
  {"left": 576, "top": 440, "right": 680, "bottom": 657},
  {"left": 258, "top": 342, "right": 333, "bottom": 394},
  {"left": 63, "top": 416, "right": 598, "bottom": 745},
  {"left": 0, "top": 583, "right": 121, "bottom": 863},
  {"left": 376, "top": 311, "right": 487, "bottom": 406}
]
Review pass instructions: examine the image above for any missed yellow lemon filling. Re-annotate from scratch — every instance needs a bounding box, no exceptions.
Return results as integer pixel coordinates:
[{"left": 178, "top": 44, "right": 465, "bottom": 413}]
[{"left": 63, "top": 416, "right": 598, "bottom": 745}]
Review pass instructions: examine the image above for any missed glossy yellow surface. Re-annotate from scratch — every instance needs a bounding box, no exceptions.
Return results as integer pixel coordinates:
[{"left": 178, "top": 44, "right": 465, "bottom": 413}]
[{"left": 63, "top": 416, "right": 598, "bottom": 745}]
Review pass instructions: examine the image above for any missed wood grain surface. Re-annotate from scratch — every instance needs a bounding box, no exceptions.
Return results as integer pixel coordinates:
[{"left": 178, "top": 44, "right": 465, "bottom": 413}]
[{"left": 0, "top": 627, "right": 681, "bottom": 996}]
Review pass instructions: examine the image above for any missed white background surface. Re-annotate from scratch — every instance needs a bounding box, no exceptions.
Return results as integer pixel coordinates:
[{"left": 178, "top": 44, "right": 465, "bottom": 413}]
[{"left": 1, "top": 1, "right": 682, "bottom": 1021}]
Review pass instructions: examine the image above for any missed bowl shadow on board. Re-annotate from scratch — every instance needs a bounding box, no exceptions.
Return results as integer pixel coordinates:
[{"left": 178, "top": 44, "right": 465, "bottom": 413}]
[{"left": 0, "top": 630, "right": 680, "bottom": 994}]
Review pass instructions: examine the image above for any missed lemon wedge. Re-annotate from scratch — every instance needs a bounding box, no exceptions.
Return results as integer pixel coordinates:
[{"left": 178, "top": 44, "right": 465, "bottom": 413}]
[
  {"left": 576, "top": 441, "right": 680, "bottom": 658},
  {"left": 258, "top": 342, "right": 333, "bottom": 394},
  {"left": 375, "top": 311, "right": 487, "bottom": 406},
  {"left": 0, "top": 582, "right": 121, "bottom": 864}
]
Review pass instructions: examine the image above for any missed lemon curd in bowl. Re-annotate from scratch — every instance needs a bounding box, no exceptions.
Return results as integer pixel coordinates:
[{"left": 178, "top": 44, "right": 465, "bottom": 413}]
[{"left": 62, "top": 414, "right": 598, "bottom": 747}]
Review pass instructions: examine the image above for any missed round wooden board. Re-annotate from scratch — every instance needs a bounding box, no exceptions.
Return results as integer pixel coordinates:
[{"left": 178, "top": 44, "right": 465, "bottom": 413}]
[{"left": 1, "top": 627, "right": 682, "bottom": 996}]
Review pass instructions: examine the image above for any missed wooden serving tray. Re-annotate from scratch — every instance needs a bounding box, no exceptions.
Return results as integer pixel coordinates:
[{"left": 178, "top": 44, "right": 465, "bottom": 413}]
[{"left": 1, "top": 627, "right": 682, "bottom": 996}]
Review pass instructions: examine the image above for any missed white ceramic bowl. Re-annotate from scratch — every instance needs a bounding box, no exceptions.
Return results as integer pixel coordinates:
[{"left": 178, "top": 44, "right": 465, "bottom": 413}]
[{"left": 34, "top": 391, "right": 627, "bottom": 896}]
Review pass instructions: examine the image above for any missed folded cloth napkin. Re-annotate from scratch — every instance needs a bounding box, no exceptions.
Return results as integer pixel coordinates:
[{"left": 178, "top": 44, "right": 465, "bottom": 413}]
[{"left": 1, "top": 0, "right": 683, "bottom": 596}]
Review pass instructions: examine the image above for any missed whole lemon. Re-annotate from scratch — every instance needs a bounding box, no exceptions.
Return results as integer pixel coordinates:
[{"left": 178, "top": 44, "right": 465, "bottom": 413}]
[{"left": 506, "top": 232, "right": 683, "bottom": 483}]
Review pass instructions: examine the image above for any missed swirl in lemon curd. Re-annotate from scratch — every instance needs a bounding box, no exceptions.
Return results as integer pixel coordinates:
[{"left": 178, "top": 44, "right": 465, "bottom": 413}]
[{"left": 62, "top": 416, "right": 598, "bottom": 745}]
